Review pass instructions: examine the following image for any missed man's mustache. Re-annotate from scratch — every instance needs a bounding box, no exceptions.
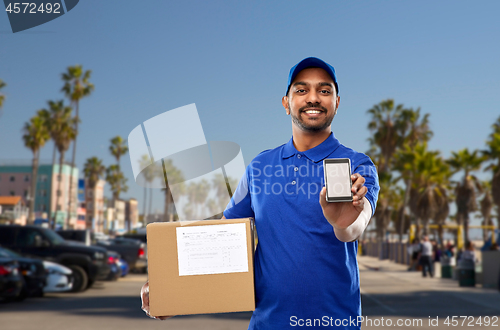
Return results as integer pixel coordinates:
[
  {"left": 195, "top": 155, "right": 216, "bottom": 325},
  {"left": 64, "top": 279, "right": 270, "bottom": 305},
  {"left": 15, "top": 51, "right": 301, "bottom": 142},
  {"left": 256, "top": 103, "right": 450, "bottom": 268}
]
[{"left": 299, "top": 104, "right": 328, "bottom": 112}]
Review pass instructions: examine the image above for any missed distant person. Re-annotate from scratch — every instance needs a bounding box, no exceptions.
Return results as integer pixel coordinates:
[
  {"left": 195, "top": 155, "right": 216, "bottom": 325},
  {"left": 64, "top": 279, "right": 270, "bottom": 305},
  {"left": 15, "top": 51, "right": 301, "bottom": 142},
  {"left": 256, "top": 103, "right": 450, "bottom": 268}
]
[
  {"left": 418, "top": 235, "right": 434, "bottom": 277},
  {"left": 489, "top": 243, "right": 499, "bottom": 251},
  {"left": 460, "top": 241, "right": 478, "bottom": 264},
  {"left": 442, "top": 242, "right": 456, "bottom": 267},
  {"left": 444, "top": 241, "right": 455, "bottom": 257},
  {"left": 408, "top": 238, "right": 420, "bottom": 271},
  {"left": 432, "top": 240, "right": 441, "bottom": 263}
]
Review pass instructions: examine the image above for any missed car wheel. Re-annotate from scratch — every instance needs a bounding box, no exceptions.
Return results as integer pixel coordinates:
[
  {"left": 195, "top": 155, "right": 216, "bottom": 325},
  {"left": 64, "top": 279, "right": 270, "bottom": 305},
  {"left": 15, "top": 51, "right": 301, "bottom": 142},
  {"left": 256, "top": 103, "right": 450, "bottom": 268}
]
[
  {"left": 86, "top": 278, "right": 95, "bottom": 289},
  {"left": 34, "top": 288, "right": 44, "bottom": 298},
  {"left": 68, "top": 265, "right": 88, "bottom": 292}
]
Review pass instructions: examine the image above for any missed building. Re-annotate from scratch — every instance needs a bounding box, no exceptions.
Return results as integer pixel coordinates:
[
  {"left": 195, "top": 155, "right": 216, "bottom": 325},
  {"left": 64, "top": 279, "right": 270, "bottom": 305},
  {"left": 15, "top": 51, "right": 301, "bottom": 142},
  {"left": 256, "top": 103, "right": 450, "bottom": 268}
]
[
  {"left": 80, "top": 178, "right": 105, "bottom": 232},
  {"left": 125, "top": 198, "right": 138, "bottom": 231},
  {"left": 0, "top": 162, "right": 78, "bottom": 228},
  {"left": 104, "top": 199, "right": 126, "bottom": 232},
  {"left": 0, "top": 196, "right": 28, "bottom": 225}
]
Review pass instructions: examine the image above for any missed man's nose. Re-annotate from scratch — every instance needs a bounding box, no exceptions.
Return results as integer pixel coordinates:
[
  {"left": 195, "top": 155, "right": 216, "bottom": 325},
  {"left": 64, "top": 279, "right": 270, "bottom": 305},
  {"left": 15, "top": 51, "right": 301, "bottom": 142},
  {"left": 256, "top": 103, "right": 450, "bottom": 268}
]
[{"left": 305, "top": 90, "right": 320, "bottom": 105}]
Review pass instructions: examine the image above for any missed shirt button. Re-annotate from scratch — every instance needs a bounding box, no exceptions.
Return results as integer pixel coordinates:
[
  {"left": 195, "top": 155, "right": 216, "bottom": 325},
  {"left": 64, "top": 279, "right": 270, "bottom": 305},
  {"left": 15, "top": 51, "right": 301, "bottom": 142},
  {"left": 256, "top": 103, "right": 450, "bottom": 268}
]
[
  {"left": 291, "top": 180, "right": 296, "bottom": 185},
  {"left": 294, "top": 167, "right": 298, "bottom": 172},
  {"left": 297, "top": 154, "right": 301, "bottom": 158}
]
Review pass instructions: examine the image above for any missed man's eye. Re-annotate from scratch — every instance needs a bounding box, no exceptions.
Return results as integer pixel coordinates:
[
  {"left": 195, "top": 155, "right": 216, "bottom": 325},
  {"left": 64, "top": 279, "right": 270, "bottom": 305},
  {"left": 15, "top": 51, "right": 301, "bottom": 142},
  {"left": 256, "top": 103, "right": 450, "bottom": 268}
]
[
  {"left": 320, "top": 90, "right": 331, "bottom": 94},
  {"left": 296, "top": 89, "right": 306, "bottom": 93}
]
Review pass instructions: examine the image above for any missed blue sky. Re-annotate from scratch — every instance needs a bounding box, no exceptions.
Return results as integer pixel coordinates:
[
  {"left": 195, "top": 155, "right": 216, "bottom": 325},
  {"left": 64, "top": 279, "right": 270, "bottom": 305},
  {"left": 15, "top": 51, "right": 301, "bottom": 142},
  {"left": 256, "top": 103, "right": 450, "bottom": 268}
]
[{"left": 1, "top": 0, "right": 499, "bottom": 225}]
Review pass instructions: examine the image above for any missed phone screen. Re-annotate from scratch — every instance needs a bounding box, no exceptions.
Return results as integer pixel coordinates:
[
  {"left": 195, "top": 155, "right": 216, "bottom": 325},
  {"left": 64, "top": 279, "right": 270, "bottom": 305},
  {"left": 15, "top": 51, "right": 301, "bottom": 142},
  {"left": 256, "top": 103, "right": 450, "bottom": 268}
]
[{"left": 325, "top": 162, "right": 351, "bottom": 199}]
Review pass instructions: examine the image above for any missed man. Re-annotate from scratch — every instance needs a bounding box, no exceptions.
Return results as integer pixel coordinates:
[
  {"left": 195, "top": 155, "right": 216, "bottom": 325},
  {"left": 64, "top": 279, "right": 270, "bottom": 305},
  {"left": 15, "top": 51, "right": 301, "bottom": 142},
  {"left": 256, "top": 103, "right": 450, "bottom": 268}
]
[
  {"left": 418, "top": 235, "right": 434, "bottom": 277},
  {"left": 141, "top": 57, "right": 380, "bottom": 329}
]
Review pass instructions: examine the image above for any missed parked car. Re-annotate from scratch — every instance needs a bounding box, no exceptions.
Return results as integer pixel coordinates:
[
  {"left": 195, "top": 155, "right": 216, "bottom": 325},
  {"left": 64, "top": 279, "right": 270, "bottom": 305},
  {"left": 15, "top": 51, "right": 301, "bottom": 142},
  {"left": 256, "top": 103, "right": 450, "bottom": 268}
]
[
  {"left": 56, "top": 229, "right": 92, "bottom": 246},
  {"left": 96, "top": 237, "right": 147, "bottom": 273},
  {"left": 0, "top": 258, "right": 23, "bottom": 301},
  {"left": 92, "top": 232, "right": 110, "bottom": 242},
  {"left": 42, "top": 261, "right": 73, "bottom": 293},
  {"left": 121, "top": 233, "right": 146, "bottom": 244},
  {"left": 0, "top": 247, "right": 46, "bottom": 299},
  {"left": 117, "top": 256, "right": 129, "bottom": 277},
  {"left": 0, "top": 225, "right": 109, "bottom": 292},
  {"left": 104, "top": 251, "right": 122, "bottom": 281}
]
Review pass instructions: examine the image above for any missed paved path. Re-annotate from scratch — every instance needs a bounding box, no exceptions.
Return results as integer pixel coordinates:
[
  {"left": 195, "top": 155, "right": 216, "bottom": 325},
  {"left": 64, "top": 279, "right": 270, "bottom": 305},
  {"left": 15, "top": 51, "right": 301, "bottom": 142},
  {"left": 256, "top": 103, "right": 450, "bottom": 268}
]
[
  {"left": 1, "top": 257, "right": 499, "bottom": 329},
  {"left": 358, "top": 256, "right": 500, "bottom": 329}
]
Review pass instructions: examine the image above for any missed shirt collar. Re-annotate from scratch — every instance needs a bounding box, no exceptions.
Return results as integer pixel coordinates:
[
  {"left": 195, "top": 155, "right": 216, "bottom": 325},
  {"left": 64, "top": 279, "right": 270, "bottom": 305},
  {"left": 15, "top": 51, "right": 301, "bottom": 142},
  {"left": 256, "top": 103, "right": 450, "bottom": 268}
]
[{"left": 282, "top": 132, "right": 341, "bottom": 163}]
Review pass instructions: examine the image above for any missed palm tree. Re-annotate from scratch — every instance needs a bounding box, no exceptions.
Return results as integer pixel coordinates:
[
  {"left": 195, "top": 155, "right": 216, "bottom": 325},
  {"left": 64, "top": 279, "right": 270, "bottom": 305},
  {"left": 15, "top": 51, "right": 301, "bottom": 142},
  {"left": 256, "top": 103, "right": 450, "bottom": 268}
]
[
  {"left": 372, "top": 172, "right": 398, "bottom": 240},
  {"left": 483, "top": 117, "right": 500, "bottom": 230},
  {"left": 83, "top": 157, "right": 106, "bottom": 229},
  {"left": 161, "top": 159, "right": 184, "bottom": 222},
  {"left": 109, "top": 136, "right": 128, "bottom": 168},
  {"left": 367, "top": 100, "right": 407, "bottom": 241},
  {"left": 479, "top": 181, "right": 494, "bottom": 242},
  {"left": 401, "top": 143, "right": 450, "bottom": 239},
  {"left": 394, "top": 108, "right": 433, "bottom": 241},
  {"left": 22, "top": 114, "right": 50, "bottom": 224},
  {"left": 61, "top": 65, "right": 94, "bottom": 227},
  {"left": 106, "top": 136, "right": 129, "bottom": 228},
  {"left": 105, "top": 164, "right": 128, "bottom": 231},
  {"left": 0, "top": 79, "right": 6, "bottom": 115},
  {"left": 40, "top": 100, "right": 76, "bottom": 229},
  {"left": 447, "top": 148, "right": 485, "bottom": 242},
  {"left": 433, "top": 186, "right": 450, "bottom": 249},
  {"left": 367, "top": 99, "right": 406, "bottom": 174},
  {"left": 139, "top": 155, "right": 154, "bottom": 223},
  {"left": 105, "top": 165, "right": 128, "bottom": 203},
  {"left": 182, "top": 180, "right": 210, "bottom": 220},
  {"left": 138, "top": 155, "right": 164, "bottom": 223}
]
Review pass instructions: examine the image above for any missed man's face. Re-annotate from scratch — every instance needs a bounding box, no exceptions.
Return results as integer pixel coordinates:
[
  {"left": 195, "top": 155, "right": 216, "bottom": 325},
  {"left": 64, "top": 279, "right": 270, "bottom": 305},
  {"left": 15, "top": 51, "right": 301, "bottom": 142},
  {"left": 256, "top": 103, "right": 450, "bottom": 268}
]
[{"left": 282, "top": 67, "right": 339, "bottom": 132}]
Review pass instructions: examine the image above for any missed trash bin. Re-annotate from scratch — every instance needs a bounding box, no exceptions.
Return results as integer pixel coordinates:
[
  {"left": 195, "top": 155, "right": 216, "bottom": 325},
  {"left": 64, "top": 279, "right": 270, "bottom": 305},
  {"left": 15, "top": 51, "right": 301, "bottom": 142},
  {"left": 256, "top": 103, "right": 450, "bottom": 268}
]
[
  {"left": 441, "top": 256, "right": 454, "bottom": 279},
  {"left": 457, "top": 259, "right": 475, "bottom": 287}
]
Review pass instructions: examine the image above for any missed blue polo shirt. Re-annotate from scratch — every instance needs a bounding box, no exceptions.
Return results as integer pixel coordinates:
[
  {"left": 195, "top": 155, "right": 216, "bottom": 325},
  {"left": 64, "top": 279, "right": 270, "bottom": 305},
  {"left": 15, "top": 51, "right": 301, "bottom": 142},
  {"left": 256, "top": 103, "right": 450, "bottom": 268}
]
[{"left": 223, "top": 132, "right": 379, "bottom": 330}]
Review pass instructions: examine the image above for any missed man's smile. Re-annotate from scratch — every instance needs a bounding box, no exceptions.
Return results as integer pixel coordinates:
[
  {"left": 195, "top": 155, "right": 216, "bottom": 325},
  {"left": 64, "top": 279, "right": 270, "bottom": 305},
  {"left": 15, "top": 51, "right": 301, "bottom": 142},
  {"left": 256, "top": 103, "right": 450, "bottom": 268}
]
[{"left": 301, "top": 108, "right": 326, "bottom": 117}]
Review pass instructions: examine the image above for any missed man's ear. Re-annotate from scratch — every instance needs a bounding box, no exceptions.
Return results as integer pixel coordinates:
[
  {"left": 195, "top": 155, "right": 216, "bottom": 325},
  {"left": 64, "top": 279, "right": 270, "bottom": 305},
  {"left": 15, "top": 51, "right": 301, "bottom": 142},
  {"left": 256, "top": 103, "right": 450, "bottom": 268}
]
[
  {"left": 282, "top": 95, "right": 290, "bottom": 115},
  {"left": 335, "top": 95, "right": 340, "bottom": 113}
]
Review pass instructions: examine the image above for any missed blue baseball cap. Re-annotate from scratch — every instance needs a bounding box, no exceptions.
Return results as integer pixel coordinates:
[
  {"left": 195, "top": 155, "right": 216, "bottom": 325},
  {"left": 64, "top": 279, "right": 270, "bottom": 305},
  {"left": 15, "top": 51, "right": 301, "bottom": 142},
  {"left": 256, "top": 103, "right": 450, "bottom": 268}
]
[{"left": 286, "top": 57, "right": 339, "bottom": 96}]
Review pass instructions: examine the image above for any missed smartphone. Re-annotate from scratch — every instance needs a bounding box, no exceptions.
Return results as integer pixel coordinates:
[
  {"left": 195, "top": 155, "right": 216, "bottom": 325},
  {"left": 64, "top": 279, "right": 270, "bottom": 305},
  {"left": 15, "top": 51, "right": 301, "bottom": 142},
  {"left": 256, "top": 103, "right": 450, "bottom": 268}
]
[{"left": 323, "top": 158, "right": 353, "bottom": 202}]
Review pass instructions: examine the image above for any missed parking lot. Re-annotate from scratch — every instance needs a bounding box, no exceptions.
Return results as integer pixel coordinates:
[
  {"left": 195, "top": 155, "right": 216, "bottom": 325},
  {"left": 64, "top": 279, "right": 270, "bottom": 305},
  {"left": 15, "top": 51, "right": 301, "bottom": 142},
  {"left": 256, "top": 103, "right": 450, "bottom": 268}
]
[
  {"left": 2, "top": 257, "right": 500, "bottom": 330},
  {"left": 0, "top": 274, "right": 252, "bottom": 330}
]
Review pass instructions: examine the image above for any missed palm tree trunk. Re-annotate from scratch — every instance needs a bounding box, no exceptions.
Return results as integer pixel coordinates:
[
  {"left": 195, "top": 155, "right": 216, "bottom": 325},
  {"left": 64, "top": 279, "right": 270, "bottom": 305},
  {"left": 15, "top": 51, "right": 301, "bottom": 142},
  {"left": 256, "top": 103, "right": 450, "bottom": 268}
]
[
  {"left": 422, "top": 217, "right": 430, "bottom": 236},
  {"left": 398, "top": 175, "right": 412, "bottom": 242},
  {"left": 482, "top": 218, "right": 489, "bottom": 242},
  {"left": 28, "top": 150, "right": 39, "bottom": 225},
  {"left": 437, "top": 224, "right": 444, "bottom": 250},
  {"left": 163, "top": 186, "right": 174, "bottom": 222},
  {"left": 463, "top": 213, "right": 470, "bottom": 243},
  {"left": 93, "top": 185, "right": 99, "bottom": 231},
  {"left": 416, "top": 217, "right": 421, "bottom": 240},
  {"left": 52, "top": 152, "right": 65, "bottom": 229},
  {"left": 163, "top": 188, "right": 168, "bottom": 222},
  {"left": 52, "top": 143, "right": 57, "bottom": 165},
  {"left": 66, "top": 101, "right": 79, "bottom": 227},
  {"left": 49, "top": 144, "right": 57, "bottom": 223},
  {"left": 143, "top": 185, "right": 148, "bottom": 224},
  {"left": 148, "top": 186, "right": 153, "bottom": 219},
  {"left": 168, "top": 188, "right": 175, "bottom": 222}
]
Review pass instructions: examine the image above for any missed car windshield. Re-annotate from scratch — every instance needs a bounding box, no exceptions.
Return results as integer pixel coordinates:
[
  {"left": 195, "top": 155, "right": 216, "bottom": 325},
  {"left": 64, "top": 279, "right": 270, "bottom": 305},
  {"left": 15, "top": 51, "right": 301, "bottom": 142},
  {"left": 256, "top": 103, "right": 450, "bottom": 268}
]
[
  {"left": 42, "top": 229, "right": 66, "bottom": 245},
  {"left": 0, "top": 247, "right": 21, "bottom": 258}
]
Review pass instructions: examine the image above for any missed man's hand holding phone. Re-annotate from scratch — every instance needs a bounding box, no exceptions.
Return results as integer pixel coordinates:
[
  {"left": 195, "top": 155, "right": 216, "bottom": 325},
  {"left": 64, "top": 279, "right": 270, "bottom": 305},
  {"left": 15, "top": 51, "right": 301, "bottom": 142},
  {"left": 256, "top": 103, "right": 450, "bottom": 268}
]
[{"left": 320, "top": 172, "right": 367, "bottom": 230}]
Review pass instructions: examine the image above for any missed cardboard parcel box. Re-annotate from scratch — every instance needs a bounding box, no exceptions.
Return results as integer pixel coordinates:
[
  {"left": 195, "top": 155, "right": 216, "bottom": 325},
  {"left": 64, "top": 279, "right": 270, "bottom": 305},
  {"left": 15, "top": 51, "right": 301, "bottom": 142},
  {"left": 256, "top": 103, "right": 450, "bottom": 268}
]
[{"left": 147, "top": 218, "right": 255, "bottom": 316}]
